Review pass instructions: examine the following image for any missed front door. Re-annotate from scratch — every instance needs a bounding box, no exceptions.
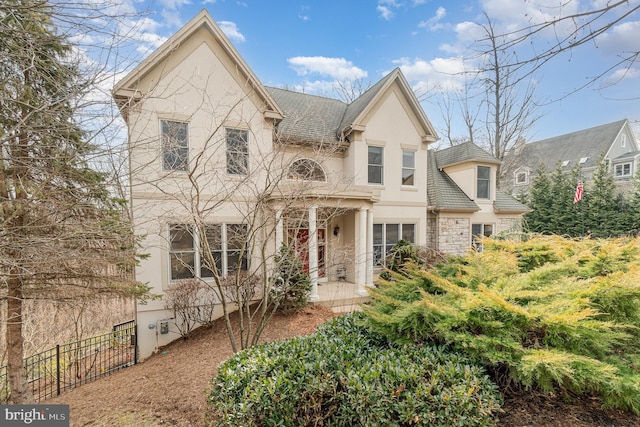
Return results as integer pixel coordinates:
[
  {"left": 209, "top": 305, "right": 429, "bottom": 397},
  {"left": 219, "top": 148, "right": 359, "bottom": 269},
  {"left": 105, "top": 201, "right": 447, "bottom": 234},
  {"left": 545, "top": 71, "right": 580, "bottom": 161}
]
[{"left": 288, "top": 228, "right": 326, "bottom": 277}]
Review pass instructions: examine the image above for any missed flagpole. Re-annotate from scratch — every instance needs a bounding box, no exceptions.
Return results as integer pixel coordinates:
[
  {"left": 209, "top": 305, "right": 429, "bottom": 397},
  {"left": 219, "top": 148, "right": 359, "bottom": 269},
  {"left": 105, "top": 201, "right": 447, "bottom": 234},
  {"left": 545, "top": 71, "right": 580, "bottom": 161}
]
[{"left": 574, "top": 176, "right": 584, "bottom": 238}]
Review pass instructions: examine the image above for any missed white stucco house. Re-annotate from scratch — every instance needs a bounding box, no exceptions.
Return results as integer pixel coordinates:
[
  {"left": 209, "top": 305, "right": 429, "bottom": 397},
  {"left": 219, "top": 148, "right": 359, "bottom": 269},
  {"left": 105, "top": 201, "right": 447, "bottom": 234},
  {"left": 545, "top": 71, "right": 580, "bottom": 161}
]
[{"left": 113, "top": 9, "right": 443, "bottom": 358}]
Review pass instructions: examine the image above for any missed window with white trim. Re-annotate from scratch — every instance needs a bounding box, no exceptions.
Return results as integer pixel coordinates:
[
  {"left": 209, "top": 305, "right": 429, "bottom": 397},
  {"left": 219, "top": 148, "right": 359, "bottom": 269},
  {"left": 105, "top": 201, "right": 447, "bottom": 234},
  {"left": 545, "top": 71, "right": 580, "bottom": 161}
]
[
  {"left": 226, "top": 128, "right": 249, "bottom": 175},
  {"left": 161, "top": 120, "right": 188, "bottom": 171},
  {"left": 373, "top": 223, "right": 416, "bottom": 266},
  {"left": 169, "top": 223, "right": 248, "bottom": 281},
  {"left": 515, "top": 171, "right": 527, "bottom": 185},
  {"left": 368, "top": 146, "right": 384, "bottom": 184},
  {"left": 477, "top": 166, "right": 491, "bottom": 199},
  {"left": 615, "top": 162, "right": 632, "bottom": 178},
  {"left": 471, "top": 223, "right": 493, "bottom": 252},
  {"left": 621, "top": 134, "right": 627, "bottom": 148},
  {"left": 402, "top": 150, "right": 415, "bottom": 186}
]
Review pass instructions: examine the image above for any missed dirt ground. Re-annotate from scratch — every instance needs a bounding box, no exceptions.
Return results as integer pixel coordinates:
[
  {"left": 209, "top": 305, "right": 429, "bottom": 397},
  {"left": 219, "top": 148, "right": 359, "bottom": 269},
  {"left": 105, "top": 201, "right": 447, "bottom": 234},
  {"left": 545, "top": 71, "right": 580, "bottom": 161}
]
[{"left": 50, "top": 306, "right": 640, "bottom": 426}]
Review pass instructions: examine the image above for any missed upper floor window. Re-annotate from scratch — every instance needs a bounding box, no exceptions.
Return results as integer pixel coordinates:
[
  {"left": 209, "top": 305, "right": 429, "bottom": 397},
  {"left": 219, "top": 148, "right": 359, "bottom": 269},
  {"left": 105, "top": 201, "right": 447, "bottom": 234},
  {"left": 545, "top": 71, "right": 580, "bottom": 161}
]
[
  {"left": 515, "top": 171, "right": 528, "bottom": 185},
  {"left": 368, "top": 146, "right": 384, "bottom": 184},
  {"left": 402, "top": 151, "right": 415, "bottom": 186},
  {"left": 621, "top": 134, "right": 627, "bottom": 148},
  {"left": 615, "top": 162, "right": 632, "bottom": 178},
  {"left": 226, "top": 128, "right": 249, "bottom": 175},
  {"left": 288, "top": 159, "right": 326, "bottom": 181},
  {"left": 477, "top": 166, "right": 491, "bottom": 199},
  {"left": 162, "top": 120, "right": 188, "bottom": 171},
  {"left": 169, "top": 223, "right": 248, "bottom": 281}
]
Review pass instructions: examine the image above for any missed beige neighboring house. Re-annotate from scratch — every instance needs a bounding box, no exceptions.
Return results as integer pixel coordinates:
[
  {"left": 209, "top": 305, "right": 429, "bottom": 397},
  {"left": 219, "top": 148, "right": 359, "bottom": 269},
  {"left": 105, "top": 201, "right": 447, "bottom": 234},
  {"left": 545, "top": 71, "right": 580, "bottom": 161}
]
[
  {"left": 427, "top": 142, "right": 531, "bottom": 255},
  {"left": 113, "top": 10, "right": 438, "bottom": 358}
]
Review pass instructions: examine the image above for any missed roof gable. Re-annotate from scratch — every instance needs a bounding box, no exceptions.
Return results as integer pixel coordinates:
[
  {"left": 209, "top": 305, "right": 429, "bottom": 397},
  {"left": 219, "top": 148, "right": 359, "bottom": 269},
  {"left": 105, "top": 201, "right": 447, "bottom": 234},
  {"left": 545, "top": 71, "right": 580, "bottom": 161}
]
[
  {"left": 113, "top": 9, "right": 283, "bottom": 122},
  {"left": 340, "top": 68, "right": 438, "bottom": 143}
]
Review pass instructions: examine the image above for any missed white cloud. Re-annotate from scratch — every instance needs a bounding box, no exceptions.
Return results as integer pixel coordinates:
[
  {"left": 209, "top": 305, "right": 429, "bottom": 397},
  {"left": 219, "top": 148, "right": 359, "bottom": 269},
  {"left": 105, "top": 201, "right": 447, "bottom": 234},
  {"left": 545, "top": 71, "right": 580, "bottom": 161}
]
[
  {"left": 377, "top": 5, "right": 394, "bottom": 20},
  {"left": 597, "top": 20, "right": 640, "bottom": 55},
  {"left": 418, "top": 6, "right": 446, "bottom": 31},
  {"left": 391, "top": 56, "right": 469, "bottom": 93},
  {"left": 218, "top": 21, "right": 246, "bottom": 43},
  {"left": 288, "top": 56, "right": 368, "bottom": 80}
]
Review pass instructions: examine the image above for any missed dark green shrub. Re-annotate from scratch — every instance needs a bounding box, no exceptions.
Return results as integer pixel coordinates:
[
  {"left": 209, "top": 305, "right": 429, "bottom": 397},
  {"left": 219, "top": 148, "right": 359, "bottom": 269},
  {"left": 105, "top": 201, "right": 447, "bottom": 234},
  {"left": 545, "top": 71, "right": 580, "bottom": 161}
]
[
  {"left": 270, "top": 244, "right": 311, "bottom": 313},
  {"left": 209, "top": 314, "right": 501, "bottom": 427}
]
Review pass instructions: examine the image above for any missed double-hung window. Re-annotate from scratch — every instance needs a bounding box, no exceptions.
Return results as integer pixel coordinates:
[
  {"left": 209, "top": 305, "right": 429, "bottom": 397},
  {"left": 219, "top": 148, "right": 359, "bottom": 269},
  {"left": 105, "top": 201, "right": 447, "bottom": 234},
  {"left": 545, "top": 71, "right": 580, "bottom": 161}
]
[
  {"left": 226, "top": 128, "right": 249, "bottom": 175},
  {"left": 169, "top": 223, "right": 248, "bottom": 281},
  {"left": 372, "top": 223, "right": 416, "bottom": 266},
  {"left": 161, "top": 120, "right": 188, "bottom": 171},
  {"left": 476, "top": 166, "right": 491, "bottom": 199},
  {"left": 368, "top": 146, "right": 384, "bottom": 184},
  {"left": 402, "top": 151, "right": 415, "bottom": 186}
]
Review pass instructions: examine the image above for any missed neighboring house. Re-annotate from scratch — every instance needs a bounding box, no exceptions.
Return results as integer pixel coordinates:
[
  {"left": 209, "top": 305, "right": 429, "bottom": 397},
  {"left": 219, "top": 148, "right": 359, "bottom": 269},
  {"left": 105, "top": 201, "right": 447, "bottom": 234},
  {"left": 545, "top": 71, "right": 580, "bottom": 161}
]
[
  {"left": 501, "top": 119, "right": 640, "bottom": 196},
  {"left": 427, "top": 142, "right": 531, "bottom": 255},
  {"left": 113, "top": 10, "right": 439, "bottom": 358}
]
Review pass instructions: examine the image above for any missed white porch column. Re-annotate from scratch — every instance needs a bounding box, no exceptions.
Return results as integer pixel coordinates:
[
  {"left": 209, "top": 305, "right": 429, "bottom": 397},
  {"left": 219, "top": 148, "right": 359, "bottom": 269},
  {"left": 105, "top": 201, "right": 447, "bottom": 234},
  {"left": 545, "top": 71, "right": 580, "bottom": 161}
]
[
  {"left": 275, "top": 208, "right": 284, "bottom": 251},
  {"left": 366, "top": 209, "right": 374, "bottom": 287},
  {"left": 308, "top": 206, "right": 319, "bottom": 300},
  {"left": 357, "top": 207, "right": 368, "bottom": 295}
]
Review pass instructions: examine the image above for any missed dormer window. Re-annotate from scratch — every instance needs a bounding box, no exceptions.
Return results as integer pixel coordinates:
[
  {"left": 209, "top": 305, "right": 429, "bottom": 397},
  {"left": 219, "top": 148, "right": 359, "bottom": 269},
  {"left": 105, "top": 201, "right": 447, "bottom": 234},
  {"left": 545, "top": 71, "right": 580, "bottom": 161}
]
[
  {"left": 288, "top": 159, "right": 326, "bottom": 181},
  {"left": 515, "top": 171, "right": 528, "bottom": 185}
]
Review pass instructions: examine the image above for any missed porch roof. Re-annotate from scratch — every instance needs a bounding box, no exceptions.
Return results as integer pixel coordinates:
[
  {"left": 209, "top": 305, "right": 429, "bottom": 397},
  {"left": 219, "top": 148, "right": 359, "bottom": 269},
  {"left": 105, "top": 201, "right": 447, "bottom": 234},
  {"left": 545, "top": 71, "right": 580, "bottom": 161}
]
[{"left": 268, "top": 182, "right": 380, "bottom": 206}]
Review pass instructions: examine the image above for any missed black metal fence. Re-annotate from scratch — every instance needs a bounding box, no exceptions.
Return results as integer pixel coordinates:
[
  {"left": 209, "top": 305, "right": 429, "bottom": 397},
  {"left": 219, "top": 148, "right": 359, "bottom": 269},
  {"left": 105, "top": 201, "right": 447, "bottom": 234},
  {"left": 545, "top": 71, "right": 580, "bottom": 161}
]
[{"left": 0, "top": 320, "right": 137, "bottom": 403}]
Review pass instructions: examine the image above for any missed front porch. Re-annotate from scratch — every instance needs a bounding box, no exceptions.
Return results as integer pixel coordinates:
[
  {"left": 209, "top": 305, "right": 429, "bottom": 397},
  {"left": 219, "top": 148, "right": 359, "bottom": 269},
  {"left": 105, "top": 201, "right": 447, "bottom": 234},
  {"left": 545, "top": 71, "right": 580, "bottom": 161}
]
[{"left": 310, "top": 281, "right": 371, "bottom": 313}]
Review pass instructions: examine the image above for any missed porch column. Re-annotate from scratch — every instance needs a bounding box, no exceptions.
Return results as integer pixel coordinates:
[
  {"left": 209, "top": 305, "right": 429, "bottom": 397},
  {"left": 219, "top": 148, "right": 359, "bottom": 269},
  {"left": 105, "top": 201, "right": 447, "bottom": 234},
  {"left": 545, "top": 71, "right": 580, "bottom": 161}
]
[
  {"left": 357, "top": 207, "right": 368, "bottom": 296},
  {"left": 275, "top": 208, "right": 284, "bottom": 251},
  {"left": 366, "top": 209, "right": 374, "bottom": 287},
  {"left": 308, "top": 205, "right": 319, "bottom": 300}
]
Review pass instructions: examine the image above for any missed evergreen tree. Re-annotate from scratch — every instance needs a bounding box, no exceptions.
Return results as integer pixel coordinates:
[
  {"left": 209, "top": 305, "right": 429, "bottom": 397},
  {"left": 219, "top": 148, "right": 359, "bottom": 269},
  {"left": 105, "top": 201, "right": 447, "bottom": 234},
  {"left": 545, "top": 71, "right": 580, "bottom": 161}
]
[
  {"left": 523, "top": 164, "right": 554, "bottom": 233},
  {"left": 0, "top": 1, "right": 148, "bottom": 402},
  {"left": 585, "top": 156, "right": 618, "bottom": 238}
]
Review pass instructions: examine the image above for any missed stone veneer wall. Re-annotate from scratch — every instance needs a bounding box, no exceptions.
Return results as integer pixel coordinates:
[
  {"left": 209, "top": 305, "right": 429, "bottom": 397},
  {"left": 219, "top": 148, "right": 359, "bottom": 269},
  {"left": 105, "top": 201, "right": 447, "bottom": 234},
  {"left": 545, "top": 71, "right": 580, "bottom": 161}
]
[
  {"left": 426, "top": 217, "right": 437, "bottom": 249},
  {"left": 437, "top": 217, "right": 470, "bottom": 256}
]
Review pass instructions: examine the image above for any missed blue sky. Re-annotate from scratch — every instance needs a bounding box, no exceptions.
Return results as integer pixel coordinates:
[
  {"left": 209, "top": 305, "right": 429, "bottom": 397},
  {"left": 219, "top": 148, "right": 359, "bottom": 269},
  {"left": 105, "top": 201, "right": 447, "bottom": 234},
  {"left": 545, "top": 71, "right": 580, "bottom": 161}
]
[{"left": 109, "top": 0, "right": 640, "bottom": 144}]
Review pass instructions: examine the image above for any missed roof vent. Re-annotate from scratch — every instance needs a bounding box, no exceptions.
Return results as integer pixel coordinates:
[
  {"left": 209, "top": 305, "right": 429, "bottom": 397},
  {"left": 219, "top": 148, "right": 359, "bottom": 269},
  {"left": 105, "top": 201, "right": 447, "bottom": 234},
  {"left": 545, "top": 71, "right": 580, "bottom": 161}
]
[
  {"left": 561, "top": 160, "right": 570, "bottom": 167},
  {"left": 579, "top": 157, "right": 588, "bottom": 164}
]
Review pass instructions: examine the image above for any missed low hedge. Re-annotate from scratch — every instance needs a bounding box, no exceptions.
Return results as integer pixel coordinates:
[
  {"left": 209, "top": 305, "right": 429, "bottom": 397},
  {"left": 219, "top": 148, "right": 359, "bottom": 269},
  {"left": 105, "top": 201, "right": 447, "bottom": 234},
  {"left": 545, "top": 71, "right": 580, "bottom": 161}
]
[{"left": 208, "top": 314, "right": 501, "bottom": 427}]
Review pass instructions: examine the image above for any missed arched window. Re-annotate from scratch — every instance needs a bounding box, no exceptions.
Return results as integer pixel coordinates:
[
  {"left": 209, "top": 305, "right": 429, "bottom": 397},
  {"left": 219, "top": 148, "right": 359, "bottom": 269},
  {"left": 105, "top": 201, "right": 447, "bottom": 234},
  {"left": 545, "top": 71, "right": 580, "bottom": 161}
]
[{"left": 287, "top": 159, "right": 326, "bottom": 181}]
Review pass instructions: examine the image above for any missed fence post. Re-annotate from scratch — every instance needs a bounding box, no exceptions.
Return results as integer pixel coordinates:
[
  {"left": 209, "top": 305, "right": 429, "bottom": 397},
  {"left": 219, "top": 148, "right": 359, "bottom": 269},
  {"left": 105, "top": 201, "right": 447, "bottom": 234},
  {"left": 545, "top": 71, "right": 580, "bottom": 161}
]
[
  {"left": 133, "top": 323, "right": 138, "bottom": 364},
  {"left": 56, "top": 345, "right": 61, "bottom": 397}
]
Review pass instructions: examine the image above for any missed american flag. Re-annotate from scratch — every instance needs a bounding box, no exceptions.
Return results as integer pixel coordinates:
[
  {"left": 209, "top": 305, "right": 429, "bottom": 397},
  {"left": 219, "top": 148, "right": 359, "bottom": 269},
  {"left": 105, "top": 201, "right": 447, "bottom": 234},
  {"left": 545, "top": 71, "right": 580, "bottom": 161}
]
[{"left": 573, "top": 181, "right": 583, "bottom": 204}]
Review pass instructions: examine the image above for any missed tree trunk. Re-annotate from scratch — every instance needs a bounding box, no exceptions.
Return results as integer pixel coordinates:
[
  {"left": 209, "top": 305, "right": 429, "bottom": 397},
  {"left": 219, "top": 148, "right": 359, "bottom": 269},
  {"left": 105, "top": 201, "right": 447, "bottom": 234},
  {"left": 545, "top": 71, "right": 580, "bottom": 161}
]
[{"left": 6, "top": 275, "right": 35, "bottom": 404}]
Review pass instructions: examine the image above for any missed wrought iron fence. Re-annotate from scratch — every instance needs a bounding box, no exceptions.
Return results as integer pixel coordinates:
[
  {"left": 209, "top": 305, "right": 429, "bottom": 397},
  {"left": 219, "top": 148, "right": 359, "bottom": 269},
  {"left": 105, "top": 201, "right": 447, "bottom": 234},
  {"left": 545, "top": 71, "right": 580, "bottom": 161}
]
[{"left": 0, "top": 320, "right": 137, "bottom": 403}]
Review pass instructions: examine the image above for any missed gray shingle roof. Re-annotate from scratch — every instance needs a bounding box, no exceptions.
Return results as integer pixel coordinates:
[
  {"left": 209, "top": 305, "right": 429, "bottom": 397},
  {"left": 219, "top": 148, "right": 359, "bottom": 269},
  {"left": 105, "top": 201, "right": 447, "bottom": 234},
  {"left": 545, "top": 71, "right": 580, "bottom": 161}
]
[
  {"left": 510, "top": 119, "right": 627, "bottom": 171},
  {"left": 266, "top": 87, "right": 346, "bottom": 144},
  {"left": 427, "top": 152, "right": 479, "bottom": 211},
  {"left": 435, "top": 141, "right": 501, "bottom": 168},
  {"left": 494, "top": 191, "right": 531, "bottom": 213},
  {"left": 428, "top": 143, "right": 530, "bottom": 213}
]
